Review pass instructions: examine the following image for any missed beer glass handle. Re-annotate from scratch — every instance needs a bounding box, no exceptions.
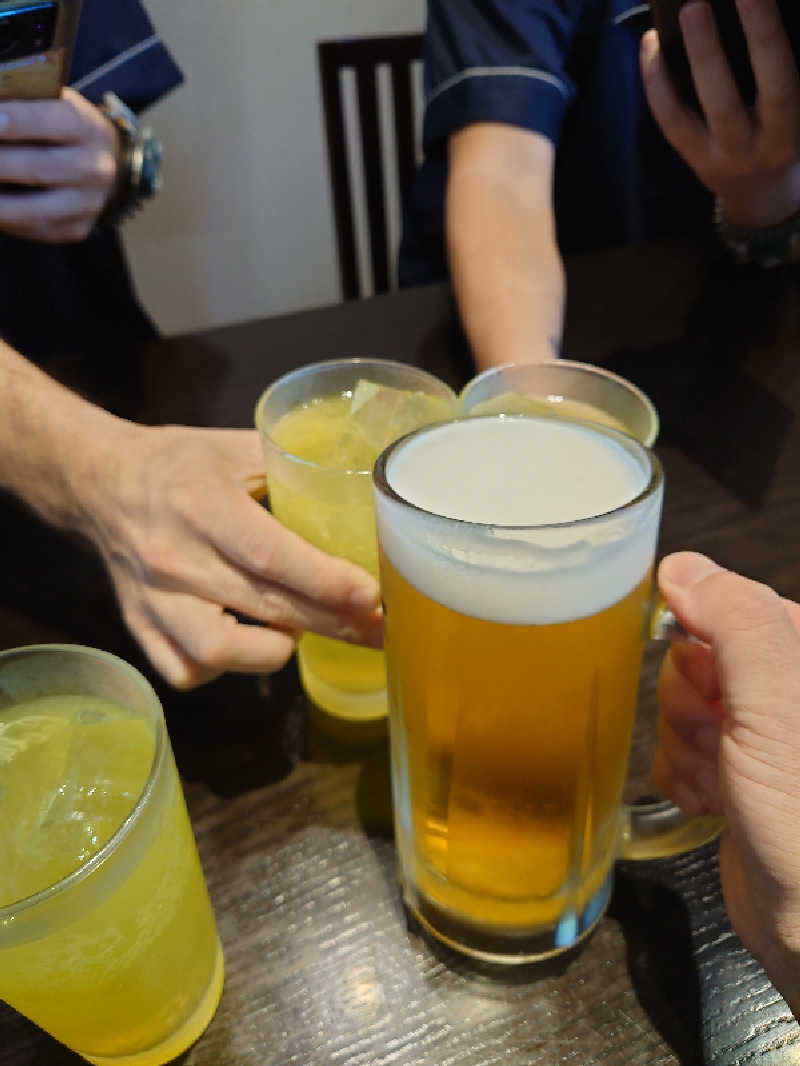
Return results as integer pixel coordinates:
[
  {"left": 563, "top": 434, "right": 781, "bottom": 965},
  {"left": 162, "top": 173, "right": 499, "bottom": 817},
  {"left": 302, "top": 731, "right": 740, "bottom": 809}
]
[{"left": 619, "top": 602, "right": 724, "bottom": 862}]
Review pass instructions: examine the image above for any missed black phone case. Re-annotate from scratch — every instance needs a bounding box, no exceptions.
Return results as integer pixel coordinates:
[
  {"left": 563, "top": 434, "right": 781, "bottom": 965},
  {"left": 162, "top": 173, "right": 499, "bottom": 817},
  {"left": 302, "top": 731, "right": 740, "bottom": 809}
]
[
  {"left": 0, "top": 0, "right": 82, "bottom": 100},
  {"left": 649, "top": 0, "right": 800, "bottom": 110}
]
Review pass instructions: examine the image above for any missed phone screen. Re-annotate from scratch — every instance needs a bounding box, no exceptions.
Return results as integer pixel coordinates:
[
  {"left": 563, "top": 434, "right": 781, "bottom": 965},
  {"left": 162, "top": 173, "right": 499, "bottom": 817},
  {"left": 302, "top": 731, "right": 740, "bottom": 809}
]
[{"left": 0, "top": 1, "right": 62, "bottom": 100}]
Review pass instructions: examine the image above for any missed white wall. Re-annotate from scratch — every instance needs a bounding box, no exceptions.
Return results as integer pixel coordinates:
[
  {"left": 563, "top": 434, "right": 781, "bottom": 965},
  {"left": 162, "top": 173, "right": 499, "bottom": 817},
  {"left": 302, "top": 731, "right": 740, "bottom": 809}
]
[{"left": 122, "top": 0, "right": 426, "bottom": 337}]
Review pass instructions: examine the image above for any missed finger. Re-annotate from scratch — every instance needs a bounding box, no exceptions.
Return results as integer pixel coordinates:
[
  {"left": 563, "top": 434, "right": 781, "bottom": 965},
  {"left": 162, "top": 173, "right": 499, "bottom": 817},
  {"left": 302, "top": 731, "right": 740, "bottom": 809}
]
[
  {"left": 680, "top": 0, "right": 753, "bottom": 150},
  {"left": 147, "top": 540, "right": 384, "bottom": 647},
  {"left": 193, "top": 492, "right": 381, "bottom": 611},
  {"left": 0, "top": 144, "right": 114, "bottom": 188},
  {"left": 229, "top": 586, "right": 385, "bottom": 648},
  {"left": 0, "top": 188, "right": 100, "bottom": 241},
  {"left": 737, "top": 0, "right": 800, "bottom": 150},
  {"left": 660, "top": 551, "right": 800, "bottom": 635},
  {"left": 668, "top": 637, "right": 721, "bottom": 703},
  {"left": 641, "top": 28, "right": 709, "bottom": 167},
  {"left": 121, "top": 604, "right": 213, "bottom": 690},
  {"left": 659, "top": 557, "right": 800, "bottom": 783},
  {"left": 652, "top": 717, "right": 721, "bottom": 815},
  {"left": 0, "top": 95, "right": 98, "bottom": 144},
  {"left": 657, "top": 646, "right": 723, "bottom": 744},
  {"left": 139, "top": 589, "right": 297, "bottom": 688}
]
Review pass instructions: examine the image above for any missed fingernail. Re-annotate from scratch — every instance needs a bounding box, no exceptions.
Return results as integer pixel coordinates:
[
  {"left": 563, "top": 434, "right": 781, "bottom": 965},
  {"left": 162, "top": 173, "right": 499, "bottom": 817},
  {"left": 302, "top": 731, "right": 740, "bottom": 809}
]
[
  {"left": 640, "top": 29, "right": 658, "bottom": 62},
  {"left": 350, "top": 583, "right": 381, "bottom": 609}
]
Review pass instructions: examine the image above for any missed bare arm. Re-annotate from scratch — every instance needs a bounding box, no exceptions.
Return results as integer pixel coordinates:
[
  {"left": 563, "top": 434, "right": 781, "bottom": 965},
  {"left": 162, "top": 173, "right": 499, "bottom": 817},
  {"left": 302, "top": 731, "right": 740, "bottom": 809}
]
[
  {"left": 0, "top": 343, "right": 382, "bottom": 689},
  {"left": 446, "top": 123, "right": 564, "bottom": 370}
]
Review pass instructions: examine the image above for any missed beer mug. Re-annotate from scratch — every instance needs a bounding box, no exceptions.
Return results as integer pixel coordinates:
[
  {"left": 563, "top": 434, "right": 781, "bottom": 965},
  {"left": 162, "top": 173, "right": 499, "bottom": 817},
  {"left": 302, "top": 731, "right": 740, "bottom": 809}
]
[
  {"left": 373, "top": 413, "right": 716, "bottom": 963},
  {"left": 461, "top": 359, "right": 721, "bottom": 860}
]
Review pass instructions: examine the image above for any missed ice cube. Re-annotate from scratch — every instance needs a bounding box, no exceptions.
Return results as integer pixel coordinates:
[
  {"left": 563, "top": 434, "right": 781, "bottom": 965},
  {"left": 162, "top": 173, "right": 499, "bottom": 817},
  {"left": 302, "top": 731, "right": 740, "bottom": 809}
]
[{"left": 349, "top": 379, "right": 452, "bottom": 456}]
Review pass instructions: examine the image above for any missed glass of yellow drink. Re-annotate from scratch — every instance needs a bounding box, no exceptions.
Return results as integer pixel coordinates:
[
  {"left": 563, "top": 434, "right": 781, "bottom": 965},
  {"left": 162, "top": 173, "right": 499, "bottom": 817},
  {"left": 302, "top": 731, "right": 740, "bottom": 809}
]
[
  {"left": 374, "top": 415, "right": 668, "bottom": 963},
  {"left": 255, "top": 358, "right": 457, "bottom": 737},
  {"left": 460, "top": 359, "right": 659, "bottom": 446},
  {"left": 0, "top": 644, "right": 223, "bottom": 1064}
]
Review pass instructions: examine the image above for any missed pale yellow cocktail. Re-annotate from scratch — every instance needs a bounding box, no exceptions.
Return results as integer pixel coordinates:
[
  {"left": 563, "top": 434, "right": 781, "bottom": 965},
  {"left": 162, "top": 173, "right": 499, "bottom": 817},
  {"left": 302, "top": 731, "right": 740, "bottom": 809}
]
[
  {"left": 257, "top": 360, "right": 457, "bottom": 731},
  {"left": 0, "top": 646, "right": 223, "bottom": 1065}
]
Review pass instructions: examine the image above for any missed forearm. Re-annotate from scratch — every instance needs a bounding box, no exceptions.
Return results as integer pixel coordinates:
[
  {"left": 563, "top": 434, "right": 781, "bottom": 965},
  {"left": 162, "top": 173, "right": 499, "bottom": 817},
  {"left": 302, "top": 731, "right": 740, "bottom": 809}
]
[
  {"left": 0, "top": 339, "right": 136, "bottom": 534},
  {"left": 446, "top": 124, "right": 564, "bottom": 371}
]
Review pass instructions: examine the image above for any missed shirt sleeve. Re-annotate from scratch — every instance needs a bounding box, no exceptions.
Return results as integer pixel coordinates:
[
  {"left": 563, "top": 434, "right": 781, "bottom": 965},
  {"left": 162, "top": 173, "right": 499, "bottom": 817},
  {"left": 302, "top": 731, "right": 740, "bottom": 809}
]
[
  {"left": 68, "top": 0, "right": 184, "bottom": 113},
  {"left": 423, "top": 0, "right": 591, "bottom": 152}
]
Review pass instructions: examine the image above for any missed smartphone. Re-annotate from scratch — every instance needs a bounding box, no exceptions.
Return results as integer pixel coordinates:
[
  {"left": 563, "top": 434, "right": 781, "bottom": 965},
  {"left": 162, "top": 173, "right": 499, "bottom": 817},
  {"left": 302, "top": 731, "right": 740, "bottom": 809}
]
[
  {"left": 649, "top": 0, "right": 800, "bottom": 110},
  {"left": 0, "top": 0, "right": 81, "bottom": 100}
]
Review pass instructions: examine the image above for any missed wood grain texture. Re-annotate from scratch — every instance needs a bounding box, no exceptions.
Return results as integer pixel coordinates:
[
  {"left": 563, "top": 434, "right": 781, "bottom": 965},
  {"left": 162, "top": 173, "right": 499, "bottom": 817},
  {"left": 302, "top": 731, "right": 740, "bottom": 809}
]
[{"left": 3, "top": 232, "right": 800, "bottom": 1064}]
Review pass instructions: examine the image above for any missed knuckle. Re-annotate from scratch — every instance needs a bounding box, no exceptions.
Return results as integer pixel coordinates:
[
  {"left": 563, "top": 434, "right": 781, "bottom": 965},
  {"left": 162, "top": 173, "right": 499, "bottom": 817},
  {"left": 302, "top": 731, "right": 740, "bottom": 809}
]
[
  {"left": 253, "top": 587, "right": 289, "bottom": 624},
  {"left": 246, "top": 531, "right": 285, "bottom": 578},
  {"left": 70, "top": 219, "right": 94, "bottom": 241},
  {"left": 92, "top": 150, "right": 117, "bottom": 190},
  {"left": 138, "top": 536, "right": 181, "bottom": 585}
]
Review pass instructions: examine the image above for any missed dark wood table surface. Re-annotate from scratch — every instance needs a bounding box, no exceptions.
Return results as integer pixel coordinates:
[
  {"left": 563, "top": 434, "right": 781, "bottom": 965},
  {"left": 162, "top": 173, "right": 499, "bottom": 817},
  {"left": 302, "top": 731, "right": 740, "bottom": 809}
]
[{"left": 3, "top": 231, "right": 800, "bottom": 1065}]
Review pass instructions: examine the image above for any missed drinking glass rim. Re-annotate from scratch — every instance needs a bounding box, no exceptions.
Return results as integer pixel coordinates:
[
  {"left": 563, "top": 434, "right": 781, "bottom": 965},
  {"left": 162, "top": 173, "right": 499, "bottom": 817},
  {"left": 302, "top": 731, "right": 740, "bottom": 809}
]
[
  {"left": 0, "top": 643, "right": 166, "bottom": 918},
  {"left": 373, "top": 413, "right": 664, "bottom": 532},
  {"left": 254, "top": 357, "right": 459, "bottom": 476},
  {"left": 459, "top": 358, "right": 659, "bottom": 448}
]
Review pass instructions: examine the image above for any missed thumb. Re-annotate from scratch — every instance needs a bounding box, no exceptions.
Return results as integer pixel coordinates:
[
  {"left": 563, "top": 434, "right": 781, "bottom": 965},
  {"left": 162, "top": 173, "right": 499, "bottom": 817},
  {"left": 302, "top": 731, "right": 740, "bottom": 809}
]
[{"left": 658, "top": 552, "right": 800, "bottom": 752}]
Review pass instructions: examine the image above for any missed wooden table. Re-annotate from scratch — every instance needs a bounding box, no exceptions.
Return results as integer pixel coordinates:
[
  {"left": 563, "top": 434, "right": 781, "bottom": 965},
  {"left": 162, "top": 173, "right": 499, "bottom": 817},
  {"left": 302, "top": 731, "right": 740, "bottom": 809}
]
[{"left": 3, "top": 232, "right": 800, "bottom": 1065}]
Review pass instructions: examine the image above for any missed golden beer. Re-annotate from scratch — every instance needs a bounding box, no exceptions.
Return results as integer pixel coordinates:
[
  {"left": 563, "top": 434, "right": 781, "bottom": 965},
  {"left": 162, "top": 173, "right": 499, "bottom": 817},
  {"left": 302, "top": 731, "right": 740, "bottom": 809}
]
[{"left": 374, "top": 415, "right": 663, "bottom": 961}]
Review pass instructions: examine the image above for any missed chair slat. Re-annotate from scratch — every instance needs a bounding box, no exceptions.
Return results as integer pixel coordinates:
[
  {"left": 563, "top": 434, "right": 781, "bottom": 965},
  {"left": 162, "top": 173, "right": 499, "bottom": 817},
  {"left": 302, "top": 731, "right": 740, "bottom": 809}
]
[
  {"left": 318, "top": 46, "right": 360, "bottom": 300},
  {"left": 318, "top": 34, "right": 424, "bottom": 300},
  {"left": 356, "top": 64, "right": 389, "bottom": 297}
]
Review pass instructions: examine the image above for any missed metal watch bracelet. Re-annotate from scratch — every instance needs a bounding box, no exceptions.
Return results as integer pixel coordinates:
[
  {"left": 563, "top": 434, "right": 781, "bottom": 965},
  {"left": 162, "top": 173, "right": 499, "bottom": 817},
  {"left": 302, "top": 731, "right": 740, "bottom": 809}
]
[
  {"left": 99, "top": 90, "right": 163, "bottom": 226},
  {"left": 714, "top": 196, "right": 800, "bottom": 268}
]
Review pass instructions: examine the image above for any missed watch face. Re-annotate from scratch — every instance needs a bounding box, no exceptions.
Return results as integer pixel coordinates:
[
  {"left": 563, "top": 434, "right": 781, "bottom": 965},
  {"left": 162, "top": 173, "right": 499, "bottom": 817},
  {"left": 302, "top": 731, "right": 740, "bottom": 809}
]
[
  {"left": 649, "top": 0, "right": 800, "bottom": 110},
  {"left": 138, "top": 134, "right": 163, "bottom": 198}
]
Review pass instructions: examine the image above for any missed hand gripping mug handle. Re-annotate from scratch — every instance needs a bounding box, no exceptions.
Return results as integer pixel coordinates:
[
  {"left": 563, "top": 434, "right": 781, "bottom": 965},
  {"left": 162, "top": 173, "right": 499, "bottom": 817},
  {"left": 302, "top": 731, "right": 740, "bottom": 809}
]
[{"left": 619, "top": 603, "right": 724, "bottom": 862}]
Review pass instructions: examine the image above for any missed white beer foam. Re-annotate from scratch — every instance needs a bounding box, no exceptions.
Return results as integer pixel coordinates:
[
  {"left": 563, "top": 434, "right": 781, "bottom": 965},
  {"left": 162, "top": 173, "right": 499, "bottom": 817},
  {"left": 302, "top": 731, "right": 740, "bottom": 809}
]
[{"left": 375, "top": 417, "right": 663, "bottom": 625}]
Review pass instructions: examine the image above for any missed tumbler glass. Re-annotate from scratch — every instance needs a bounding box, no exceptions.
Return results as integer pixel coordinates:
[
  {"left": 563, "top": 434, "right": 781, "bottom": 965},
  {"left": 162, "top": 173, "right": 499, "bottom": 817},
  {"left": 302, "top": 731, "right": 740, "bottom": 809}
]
[
  {"left": 256, "top": 358, "right": 457, "bottom": 737},
  {"left": 0, "top": 644, "right": 223, "bottom": 1064}
]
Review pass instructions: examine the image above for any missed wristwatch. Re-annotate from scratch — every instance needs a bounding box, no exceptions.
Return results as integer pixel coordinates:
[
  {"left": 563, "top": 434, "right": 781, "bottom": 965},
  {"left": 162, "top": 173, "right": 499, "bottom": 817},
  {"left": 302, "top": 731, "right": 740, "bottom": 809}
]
[
  {"left": 714, "top": 196, "right": 800, "bottom": 268},
  {"left": 99, "top": 90, "right": 163, "bottom": 225}
]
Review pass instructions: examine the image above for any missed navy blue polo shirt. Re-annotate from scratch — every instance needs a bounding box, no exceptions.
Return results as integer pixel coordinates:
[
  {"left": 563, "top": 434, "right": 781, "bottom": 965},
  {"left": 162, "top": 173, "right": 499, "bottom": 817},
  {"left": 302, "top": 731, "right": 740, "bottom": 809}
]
[
  {"left": 399, "top": 0, "right": 712, "bottom": 287},
  {"left": 0, "top": 0, "right": 183, "bottom": 367},
  {"left": 69, "top": 0, "right": 182, "bottom": 110}
]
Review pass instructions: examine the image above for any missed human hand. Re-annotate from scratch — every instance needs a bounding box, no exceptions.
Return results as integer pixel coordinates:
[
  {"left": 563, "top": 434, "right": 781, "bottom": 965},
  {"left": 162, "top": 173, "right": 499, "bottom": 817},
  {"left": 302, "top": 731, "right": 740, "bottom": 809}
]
[
  {"left": 0, "top": 87, "right": 120, "bottom": 241},
  {"left": 641, "top": 0, "right": 800, "bottom": 228},
  {"left": 655, "top": 551, "right": 800, "bottom": 1015},
  {"left": 76, "top": 422, "right": 383, "bottom": 690}
]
